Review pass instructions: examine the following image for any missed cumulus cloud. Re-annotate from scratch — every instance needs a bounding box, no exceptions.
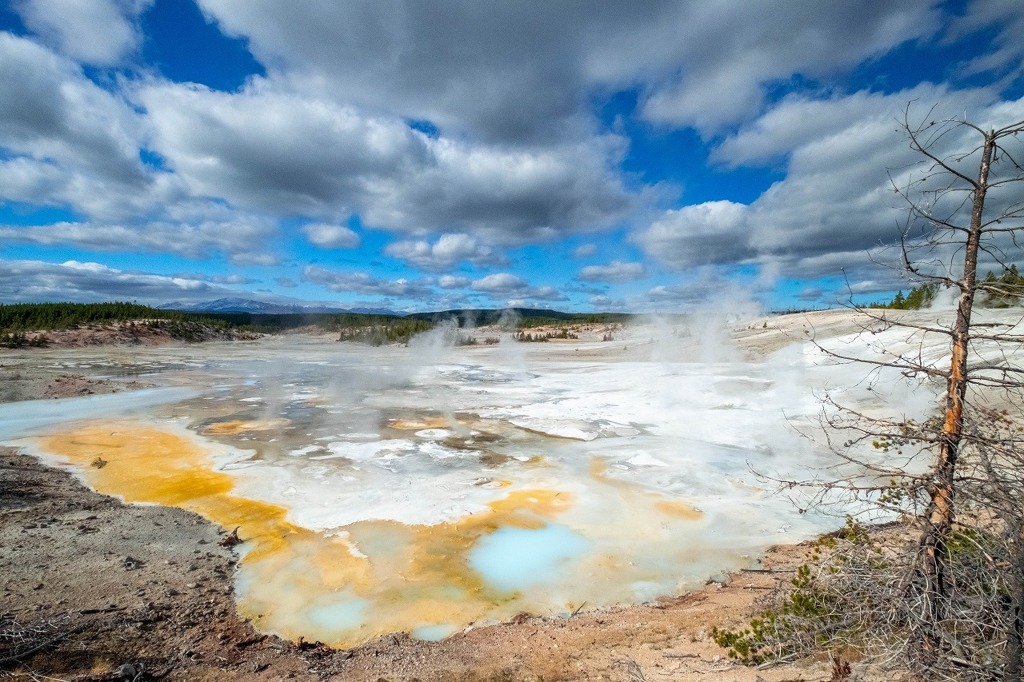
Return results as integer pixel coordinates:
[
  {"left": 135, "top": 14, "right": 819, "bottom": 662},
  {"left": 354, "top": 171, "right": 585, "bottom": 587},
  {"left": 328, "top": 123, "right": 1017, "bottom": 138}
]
[
  {"left": 529, "top": 286, "right": 569, "bottom": 302},
  {"left": 384, "top": 233, "right": 503, "bottom": 272},
  {"left": 572, "top": 243, "right": 598, "bottom": 258},
  {"left": 0, "top": 217, "right": 279, "bottom": 265},
  {"left": 303, "top": 223, "right": 360, "bottom": 249},
  {"left": 0, "top": 259, "right": 244, "bottom": 304},
  {"left": 138, "top": 82, "right": 633, "bottom": 241},
  {"left": 947, "top": 0, "right": 1024, "bottom": 84},
  {"left": 198, "top": 0, "right": 615, "bottom": 143},
  {"left": 470, "top": 273, "right": 528, "bottom": 294},
  {"left": 645, "top": 284, "right": 707, "bottom": 306},
  {"left": 467, "top": 273, "right": 567, "bottom": 303},
  {"left": 577, "top": 260, "right": 647, "bottom": 283},
  {"left": 797, "top": 287, "right": 826, "bottom": 303},
  {"left": 211, "top": 273, "right": 257, "bottom": 285},
  {"left": 711, "top": 89, "right": 916, "bottom": 168},
  {"left": 13, "top": 0, "right": 151, "bottom": 65},
  {"left": 175, "top": 272, "right": 258, "bottom": 285},
  {"left": 742, "top": 90, "right": 1024, "bottom": 275},
  {"left": 635, "top": 200, "right": 753, "bottom": 270},
  {"left": 637, "top": 86, "right": 1024, "bottom": 281},
  {"left": 301, "top": 265, "right": 433, "bottom": 297},
  {"left": 847, "top": 279, "right": 905, "bottom": 295},
  {"left": 437, "top": 275, "right": 471, "bottom": 289},
  {"left": 0, "top": 33, "right": 154, "bottom": 216},
  {"left": 4, "top": 1, "right": 1023, "bottom": 309},
  {"left": 197, "top": 0, "right": 943, "bottom": 138},
  {"left": 640, "top": 2, "right": 941, "bottom": 133}
]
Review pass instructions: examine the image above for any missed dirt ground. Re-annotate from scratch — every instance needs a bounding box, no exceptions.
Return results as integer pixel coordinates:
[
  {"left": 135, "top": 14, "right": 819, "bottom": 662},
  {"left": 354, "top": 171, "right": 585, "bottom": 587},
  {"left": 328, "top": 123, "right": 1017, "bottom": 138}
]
[
  {"left": 0, "top": 317, "right": 878, "bottom": 681},
  {"left": 1, "top": 444, "right": 836, "bottom": 681}
]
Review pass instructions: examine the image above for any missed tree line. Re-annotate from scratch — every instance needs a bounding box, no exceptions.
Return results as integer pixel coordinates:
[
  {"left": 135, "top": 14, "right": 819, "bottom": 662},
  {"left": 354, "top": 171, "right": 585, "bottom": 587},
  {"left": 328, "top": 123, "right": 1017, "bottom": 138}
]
[
  {"left": 880, "top": 265, "right": 1023, "bottom": 309},
  {"left": 0, "top": 303, "right": 475, "bottom": 347},
  {"left": 0, "top": 302, "right": 196, "bottom": 332}
]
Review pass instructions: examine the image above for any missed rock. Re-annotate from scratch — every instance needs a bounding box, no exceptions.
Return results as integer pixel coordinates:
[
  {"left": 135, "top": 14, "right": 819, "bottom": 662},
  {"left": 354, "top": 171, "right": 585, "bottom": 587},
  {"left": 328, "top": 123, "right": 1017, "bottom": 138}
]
[{"left": 116, "top": 662, "right": 140, "bottom": 679}]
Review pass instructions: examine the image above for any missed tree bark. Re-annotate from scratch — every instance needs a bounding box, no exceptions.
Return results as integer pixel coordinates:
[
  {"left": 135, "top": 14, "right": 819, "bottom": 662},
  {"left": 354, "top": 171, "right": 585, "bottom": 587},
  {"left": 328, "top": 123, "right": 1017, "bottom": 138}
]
[
  {"left": 1005, "top": 522, "right": 1024, "bottom": 682},
  {"left": 916, "top": 128, "right": 994, "bottom": 654}
]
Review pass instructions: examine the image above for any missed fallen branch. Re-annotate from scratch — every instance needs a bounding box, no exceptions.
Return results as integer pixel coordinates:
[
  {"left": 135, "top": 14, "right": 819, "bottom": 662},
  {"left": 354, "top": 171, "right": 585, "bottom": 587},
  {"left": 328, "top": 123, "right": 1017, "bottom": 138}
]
[{"left": 0, "top": 623, "right": 86, "bottom": 666}]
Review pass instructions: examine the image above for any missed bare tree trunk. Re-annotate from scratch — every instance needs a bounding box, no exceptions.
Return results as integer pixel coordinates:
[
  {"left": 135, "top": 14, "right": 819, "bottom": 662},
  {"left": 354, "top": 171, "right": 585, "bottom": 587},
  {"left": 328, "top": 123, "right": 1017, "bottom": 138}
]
[
  {"left": 916, "top": 129, "right": 994, "bottom": 656},
  {"left": 1006, "top": 522, "right": 1024, "bottom": 682}
]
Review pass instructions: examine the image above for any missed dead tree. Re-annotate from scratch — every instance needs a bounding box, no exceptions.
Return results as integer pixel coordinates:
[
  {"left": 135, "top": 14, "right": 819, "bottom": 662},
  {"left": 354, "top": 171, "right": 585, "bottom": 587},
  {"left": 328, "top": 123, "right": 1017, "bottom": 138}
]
[
  {"left": 759, "top": 109, "right": 1024, "bottom": 679},
  {"left": 890, "top": 111, "right": 1024, "bottom": 661}
]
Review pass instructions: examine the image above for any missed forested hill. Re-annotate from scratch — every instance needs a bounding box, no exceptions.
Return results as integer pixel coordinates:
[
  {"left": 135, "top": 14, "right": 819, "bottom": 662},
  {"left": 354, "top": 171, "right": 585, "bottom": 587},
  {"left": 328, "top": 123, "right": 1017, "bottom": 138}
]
[
  {"left": 0, "top": 303, "right": 418, "bottom": 341},
  {"left": 0, "top": 302, "right": 412, "bottom": 333},
  {"left": 0, "top": 302, "right": 245, "bottom": 347},
  {"left": 880, "top": 266, "right": 1024, "bottom": 309},
  {"left": 0, "top": 302, "right": 632, "bottom": 348},
  {"left": 0, "top": 302, "right": 197, "bottom": 331},
  {"left": 0, "top": 302, "right": 433, "bottom": 347},
  {"left": 404, "top": 308, "right": 630, "bottom": 327}
]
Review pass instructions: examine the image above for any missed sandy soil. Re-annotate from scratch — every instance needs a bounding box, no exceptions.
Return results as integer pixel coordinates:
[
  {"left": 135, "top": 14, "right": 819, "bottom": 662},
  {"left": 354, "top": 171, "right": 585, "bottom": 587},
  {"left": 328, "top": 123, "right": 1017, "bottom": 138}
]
[{"left": 0, "top": 312, "right": 902, "bottom": 681}]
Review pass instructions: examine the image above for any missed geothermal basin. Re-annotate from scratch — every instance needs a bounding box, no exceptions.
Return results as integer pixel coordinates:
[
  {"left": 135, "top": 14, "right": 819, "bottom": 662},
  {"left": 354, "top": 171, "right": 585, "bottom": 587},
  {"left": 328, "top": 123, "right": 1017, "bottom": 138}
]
[{"left": 0, "top": 313, "right": 951, "bottom": 648}]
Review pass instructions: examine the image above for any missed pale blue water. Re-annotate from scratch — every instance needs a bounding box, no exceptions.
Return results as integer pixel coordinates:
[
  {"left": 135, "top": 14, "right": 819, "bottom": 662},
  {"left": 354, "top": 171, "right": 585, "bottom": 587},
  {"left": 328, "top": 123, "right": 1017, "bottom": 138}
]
[
  {"left": 0, "top": 387, "right": 197, "bottom": 439},
  {"left": 469, "top": 523, "right": 592, "bottom": 594}
]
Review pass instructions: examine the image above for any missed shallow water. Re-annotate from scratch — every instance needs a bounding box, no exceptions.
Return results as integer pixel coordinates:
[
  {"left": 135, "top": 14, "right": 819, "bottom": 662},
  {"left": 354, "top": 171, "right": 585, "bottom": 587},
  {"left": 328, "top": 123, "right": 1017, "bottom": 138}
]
[{"left": 0, "top": 325, "right": 944, "bottom": 647}]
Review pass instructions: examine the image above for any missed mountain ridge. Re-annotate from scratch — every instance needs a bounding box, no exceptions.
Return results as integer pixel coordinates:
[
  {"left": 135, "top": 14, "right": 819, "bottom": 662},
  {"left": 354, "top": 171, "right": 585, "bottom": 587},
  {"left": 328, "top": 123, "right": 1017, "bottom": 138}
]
[{"left": 158, "top": 297, "right": 400, "bottom": 316}]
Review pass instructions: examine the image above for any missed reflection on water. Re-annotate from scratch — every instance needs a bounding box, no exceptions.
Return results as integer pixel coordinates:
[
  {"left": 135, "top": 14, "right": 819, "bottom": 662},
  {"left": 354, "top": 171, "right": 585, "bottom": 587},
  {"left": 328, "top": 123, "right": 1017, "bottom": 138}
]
[{"left": 1, "top": 330, "right": 919, "bottom": 647}]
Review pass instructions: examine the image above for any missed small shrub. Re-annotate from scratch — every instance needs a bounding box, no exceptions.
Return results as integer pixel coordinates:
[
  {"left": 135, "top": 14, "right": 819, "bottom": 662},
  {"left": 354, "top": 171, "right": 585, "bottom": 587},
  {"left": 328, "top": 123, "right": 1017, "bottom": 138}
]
[{"left": 712, "top": 519, "right": 897, "bottom": 665}]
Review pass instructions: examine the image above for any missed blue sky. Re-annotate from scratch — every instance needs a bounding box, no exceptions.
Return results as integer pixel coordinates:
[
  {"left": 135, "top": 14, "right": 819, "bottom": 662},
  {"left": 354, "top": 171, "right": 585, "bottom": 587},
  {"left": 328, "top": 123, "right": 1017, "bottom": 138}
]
[{"left": 1, "top": 0, "right": 1023, "bottom": 313}]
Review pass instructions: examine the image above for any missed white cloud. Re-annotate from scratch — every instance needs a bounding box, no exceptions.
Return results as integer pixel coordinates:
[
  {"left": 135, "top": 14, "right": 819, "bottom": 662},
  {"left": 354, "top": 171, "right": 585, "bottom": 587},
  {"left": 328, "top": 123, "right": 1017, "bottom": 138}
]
[
  {"left": 0, "top": 217, "right": 279, "bottom": 265},
  {"left": 637, "top": 86, "right": 1024, "bottom": 282},
  {"left": 174, "top": 272, "right": 257, "bottom": 285},
  {"left": 197, "top": 0, "right": 943, "bottom": 138},
  {"left": 798, "top": 287, "right": 826, "bottom": 303},
  {"left": 437, "top": 275, "right": 471, "bottom": 289},
  {"left": 0, "top": 33, "right": 155, "bottom": 217},
  {"left": 138, "top": 83, "right": 632, "bottom": 242},
  {"left": 635, "top": 200, "right": 752, "bottom": 270},
  {"left": 530, "top": 286, "right": 569, "bottom": 302},
  {"left": 212, "top": 273, "right": 256, "bottom": 285},
  {"left": 848, "top": 279, "right": 904, "bottom": 295},
  {"left": 470, "top": 273, "right": 528, "bottom": 294},
  {"left": 578, "top": 260, "right": 647, "bottom": 283},
  {"left": 712, "top": 89, "right": 917, "bottom": 168},
  {"left": 741, "top": 91, "right": 1024, "bottom": 273},
  {"left": 573, "top": 243, "right": 598, "bottom": 258},
  {"left": 0, "top": 258, "right": 245, "bottom": 304},
  {"left": 646, "top": 284, "right": 706, "bottom": 305},
  {"left": 301, "top": 265, "right": 433, "bottom": 297},
  {"left": 947, "top": 0, "right": 1024, "bottom": 84},
  {"left": 384, "top": 233, "right": 503, "bottom": 272},
  {"left": 3, "top": 1, "right": 1022, "bottom": 308},
  {"left": 303, "top": 223, "right": 360, "bottom": 249},
  {"left": 467, "top": 273, "right": 567, "bottom": 303},
  {"left": 639, "top": 2, "right": 941, "bottom": 133},
  {"left": 198, "top": 0, "right": 611, "bottom": 143},
  {"left": 13, "top": 0, "right": 152, "bottom": 66}
]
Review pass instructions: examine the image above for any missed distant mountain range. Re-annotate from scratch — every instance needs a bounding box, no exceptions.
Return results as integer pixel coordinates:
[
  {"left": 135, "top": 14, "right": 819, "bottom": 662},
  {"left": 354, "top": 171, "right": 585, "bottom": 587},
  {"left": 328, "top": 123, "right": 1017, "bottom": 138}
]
[
  {"left": 404, "top": 308, "right": 577, "bottom": 324},
  {"left": 159, "top": 298, "right": 622, "bottom": 323},
  {"left": 159, "top": 297, "right": 400, "bottom": 316}
]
